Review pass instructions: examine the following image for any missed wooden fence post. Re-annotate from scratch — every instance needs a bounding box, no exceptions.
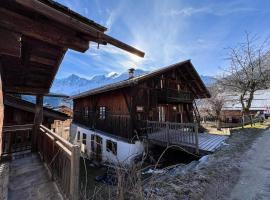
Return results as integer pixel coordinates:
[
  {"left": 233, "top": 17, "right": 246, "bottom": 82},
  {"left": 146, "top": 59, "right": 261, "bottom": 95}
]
[
  {"left": 70, "top": 145, "right": 80, "bottom": 200},
  {"left": 242, "top": 115, "right": 245, "bottom": 128}
]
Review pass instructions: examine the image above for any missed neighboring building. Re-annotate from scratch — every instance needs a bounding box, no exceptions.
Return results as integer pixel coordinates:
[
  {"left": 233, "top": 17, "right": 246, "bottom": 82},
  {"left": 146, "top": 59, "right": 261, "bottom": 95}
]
[
  {"left": 51, "top": 119, "right": 72, "bottom": 140},
  {"left": 54, "top": 105, "right": 73, "bottom": 117},
  {"left": 51, "top": 105, "right": 73, "bottom": 140},
  {"left": 221, "top": 89, "right": 270, "bottom": 122},
  {"left": 70, "top": 60, "right": 210, "bottom": 165},
  {"left": 4, "top": 95, "right": 69, "bottom": 127},
  {"left": 2, "top": 95, "right": 69, "bottom": 155}
]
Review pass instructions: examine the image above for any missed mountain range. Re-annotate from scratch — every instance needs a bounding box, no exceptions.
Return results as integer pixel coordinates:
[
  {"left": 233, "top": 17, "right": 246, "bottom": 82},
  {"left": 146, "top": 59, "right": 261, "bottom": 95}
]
[
  {"left": 23, "top": 70, "right": 216, "bottom": 107},
  {"left": 51, "top": 70, "right": 216, "bottom": 96}
]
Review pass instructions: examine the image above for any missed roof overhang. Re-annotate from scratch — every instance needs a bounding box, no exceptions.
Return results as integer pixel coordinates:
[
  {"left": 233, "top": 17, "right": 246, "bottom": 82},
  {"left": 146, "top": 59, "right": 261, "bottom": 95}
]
[{"left": 0, "top": 0, "right": 144, "bottom": 95}]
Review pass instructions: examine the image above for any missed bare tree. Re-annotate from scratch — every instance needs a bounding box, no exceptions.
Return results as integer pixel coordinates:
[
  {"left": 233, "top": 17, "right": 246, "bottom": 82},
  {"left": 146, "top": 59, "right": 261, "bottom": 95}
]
[
  {"left": 198, "top": 84, "right": 225, "bottom": 130},
  {"left": 219, "top": 32, "right": 270, "bottom": 114}
]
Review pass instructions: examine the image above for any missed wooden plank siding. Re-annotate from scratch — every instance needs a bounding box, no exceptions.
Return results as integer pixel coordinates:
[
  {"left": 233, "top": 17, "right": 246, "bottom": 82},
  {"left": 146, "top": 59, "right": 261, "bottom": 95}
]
[{"left": 73, "top": 67, "right": 198, "bottom": 140}]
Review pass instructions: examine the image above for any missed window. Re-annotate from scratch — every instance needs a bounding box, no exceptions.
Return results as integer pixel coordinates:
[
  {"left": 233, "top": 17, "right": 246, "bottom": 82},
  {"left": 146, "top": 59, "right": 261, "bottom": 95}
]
[
  {"left": 77, "top": 131, "right": 80, "bottom": 141},
  {"left": 82, "top": 133, "right": 87, "bottom": 145},
  {"left": 136, "top": 106, "right": 144, "bottom": 112},
  {"left": 160, "top": 79, "right": 164, "bottom": 89},
  {"left": 177, "top": 84, "right": 181, "bottom": 92},
  {"left": 91, "top": 135, "right": 95, "bottom": 152},
  {"left": 99, "top": 106, "right": 106, "bottom": 120},
  {"left": 106, "top": 140, "right": 117, "bottom": 155},
  {"left": 158, "top": 106, "right": 166, "bottom": 122}
]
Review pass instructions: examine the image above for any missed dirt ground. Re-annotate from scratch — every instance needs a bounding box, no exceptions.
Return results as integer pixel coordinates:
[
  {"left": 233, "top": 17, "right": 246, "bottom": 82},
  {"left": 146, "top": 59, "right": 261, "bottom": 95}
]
[{"left": 144, "top": 121, "right": 270, "bottom": 200}]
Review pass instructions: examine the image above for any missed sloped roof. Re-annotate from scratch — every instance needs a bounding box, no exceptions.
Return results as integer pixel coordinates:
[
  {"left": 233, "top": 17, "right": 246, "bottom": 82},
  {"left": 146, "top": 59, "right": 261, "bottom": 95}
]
[
  {"left": 38, "top": 0, "right": 107, "bottom": 32},
  {"left": 72, "top": 60, "right": 211, "bottom": 99},
  {"left": 4, "top": 95, "right": 69, "bottom": 120}
]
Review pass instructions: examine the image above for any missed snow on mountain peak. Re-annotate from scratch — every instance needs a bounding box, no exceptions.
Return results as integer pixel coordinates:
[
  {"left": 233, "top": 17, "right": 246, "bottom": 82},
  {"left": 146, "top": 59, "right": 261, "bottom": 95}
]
[{"left": 106, "top": 72, "right": 119, "bottom": 78}]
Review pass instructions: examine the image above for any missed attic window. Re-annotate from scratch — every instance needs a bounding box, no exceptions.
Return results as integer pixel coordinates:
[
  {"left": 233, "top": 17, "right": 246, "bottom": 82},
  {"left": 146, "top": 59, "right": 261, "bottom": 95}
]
[{"left": 99, "top": 106, "right": 106, "bottom": 120}]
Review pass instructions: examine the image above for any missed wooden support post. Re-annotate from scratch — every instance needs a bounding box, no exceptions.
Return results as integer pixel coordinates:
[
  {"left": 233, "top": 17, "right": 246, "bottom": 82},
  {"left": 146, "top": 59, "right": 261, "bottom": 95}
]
[
  {"left": 0, "top": 64, "right": 3, "bottom": 157},
  {"left": 195, "top": 123, "right": 199, "bottom": 154},
  {"left": 32, "top": 95, "right": 44, "bottom": 152},
  {"left": 70, "top": 145, "right": 80, "bottom": 200}
]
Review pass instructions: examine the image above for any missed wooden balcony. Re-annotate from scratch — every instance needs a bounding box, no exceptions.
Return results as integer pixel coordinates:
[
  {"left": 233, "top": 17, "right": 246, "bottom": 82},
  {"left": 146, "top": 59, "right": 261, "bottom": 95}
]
[
  {"left": 1, "top": 124, "right": 80, "bottom": 200},
  {"left": 156, "top": 88, "right": 193, "bottom": 103},
  {"left": 73, "top": 111, "right": 133, "bottom": 139},
  {"left": 142, "top": 120, "right": 228, "bottom": 155}
]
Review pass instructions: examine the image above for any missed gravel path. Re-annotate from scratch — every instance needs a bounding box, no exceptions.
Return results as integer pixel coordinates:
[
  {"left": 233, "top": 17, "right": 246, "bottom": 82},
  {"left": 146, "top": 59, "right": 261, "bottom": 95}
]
[{"left": 229, "top": 129, "right": 270, "bottom": 200}]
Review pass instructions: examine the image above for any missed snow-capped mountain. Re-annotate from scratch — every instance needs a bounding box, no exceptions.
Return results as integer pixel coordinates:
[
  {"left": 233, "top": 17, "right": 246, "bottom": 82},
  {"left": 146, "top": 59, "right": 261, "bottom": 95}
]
[
  {"left": 51, "top": 71, "right": 216, "bottom": 96},
  {"left": 51, "top": 69, "right": 148, "bottom": 95},
  {"left": 200, "top": 75, "right": 217, "bottom": 87},
  {"left": 23, "top": 71, "right": 216, "bottom": 108}
]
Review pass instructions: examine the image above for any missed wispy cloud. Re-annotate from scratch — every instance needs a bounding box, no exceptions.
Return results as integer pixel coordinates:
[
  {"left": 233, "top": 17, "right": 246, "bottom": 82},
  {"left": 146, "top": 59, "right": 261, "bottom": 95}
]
[
  {"left": 55, "top": 0, "right": 270, "bottom": 78},
  {"left": 165, "top": 3, "right": 257, "bottom": 17}
]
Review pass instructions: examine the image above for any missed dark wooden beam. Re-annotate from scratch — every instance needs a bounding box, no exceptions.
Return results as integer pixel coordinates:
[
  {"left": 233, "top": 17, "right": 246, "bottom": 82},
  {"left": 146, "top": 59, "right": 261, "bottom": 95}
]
[
  {"left": 0, "top": 8, "right": 89, "bottom": 52},
  {"left": 30, "top": 55, "right": 56, "bottom": 66},
  {"left": 15, "top": 0, "right": 145, "bottom": 57},
  {"left": 0, "top": 28, "right": 21, "bottom": 57},
  {"left": 4, "top": 86, "right": 49, "bottom": 95},
  {"left": 32, "top": 94, "right": 43, "bottom": 152},
  {"left": 0, "top": 62, "right": 3, "bottom": 156}
]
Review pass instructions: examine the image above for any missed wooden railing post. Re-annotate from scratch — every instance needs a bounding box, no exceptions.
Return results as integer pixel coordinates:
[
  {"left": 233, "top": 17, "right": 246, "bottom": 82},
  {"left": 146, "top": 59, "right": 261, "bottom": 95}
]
[
  {"left": 195, "top": 123, "right": 199, "bottom": 154},
  {"left": 70, "top": 145, "right": 80, "bottom": 200},
  {"left": 32, "top": 95, "right": 43, "bottom": 152}
]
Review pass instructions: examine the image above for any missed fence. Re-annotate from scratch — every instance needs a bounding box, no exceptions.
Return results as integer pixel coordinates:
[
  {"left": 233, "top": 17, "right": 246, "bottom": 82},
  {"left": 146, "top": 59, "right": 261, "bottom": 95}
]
[
  {"left": 145, "top": 120, "right": 198, "bottom": 152},
  {"left": 202, "top": 114, "right": 263, "bottom": 129},
  {"left": 38, "top": 125, "right": 80, "bottom": 200}
]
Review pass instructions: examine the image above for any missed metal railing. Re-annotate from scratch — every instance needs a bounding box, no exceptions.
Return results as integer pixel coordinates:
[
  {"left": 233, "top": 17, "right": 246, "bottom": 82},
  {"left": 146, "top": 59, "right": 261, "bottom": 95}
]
[
  {"left": 145, "top": 120, "right": 198, "bottom": 153},
  {"left": 38, "top": 125, "right": 80, "bottom": 200}
]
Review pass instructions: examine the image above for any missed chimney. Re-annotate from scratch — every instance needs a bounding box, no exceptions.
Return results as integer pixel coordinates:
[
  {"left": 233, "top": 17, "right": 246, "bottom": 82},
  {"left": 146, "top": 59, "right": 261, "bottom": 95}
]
[{"left": 128, "top": 68, "right": 135, "bottom": 79}]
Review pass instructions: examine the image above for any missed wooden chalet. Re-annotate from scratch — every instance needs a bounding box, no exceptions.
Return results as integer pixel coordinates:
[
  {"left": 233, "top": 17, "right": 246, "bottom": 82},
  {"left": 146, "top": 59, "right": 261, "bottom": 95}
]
[
  {"left": 70, "top": 60, "right": 228, "bottom": 164},
  {"left": 0, "top": 0, "right": 144, "bottom": 199}
]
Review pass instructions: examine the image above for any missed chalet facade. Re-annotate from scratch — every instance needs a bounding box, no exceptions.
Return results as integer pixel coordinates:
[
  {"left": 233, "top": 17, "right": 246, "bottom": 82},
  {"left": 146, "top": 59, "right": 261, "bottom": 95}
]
[{"left": 71, "top": 60, "right": 210, "bottom": 164}]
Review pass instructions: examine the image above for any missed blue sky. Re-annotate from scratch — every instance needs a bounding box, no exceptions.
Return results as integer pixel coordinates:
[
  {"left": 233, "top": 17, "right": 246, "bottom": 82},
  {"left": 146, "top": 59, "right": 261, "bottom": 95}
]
[{"left": 55, "top": 0, "right": 270, "bottom": 79}]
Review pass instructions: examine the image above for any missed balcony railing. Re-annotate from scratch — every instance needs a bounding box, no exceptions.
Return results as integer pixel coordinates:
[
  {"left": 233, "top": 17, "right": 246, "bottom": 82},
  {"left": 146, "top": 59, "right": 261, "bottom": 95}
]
[
  {"left": 1, "top": 124, "right": 80, "bottom": 200},
  {"left": 73, "top": 111, "right": 132, "bottom": 138},
  {"left": 38, "top": 125, "right": 80, "bottom": 200},
  {"left": 142, "top": 120, "right": 199, "bottom": 153},
  {"left": 2, "top": 124, "right": 33, "bottom": 156},
  {"left": 155, "top": 88, "right": 193, "bottom": 103}
]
